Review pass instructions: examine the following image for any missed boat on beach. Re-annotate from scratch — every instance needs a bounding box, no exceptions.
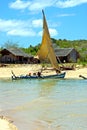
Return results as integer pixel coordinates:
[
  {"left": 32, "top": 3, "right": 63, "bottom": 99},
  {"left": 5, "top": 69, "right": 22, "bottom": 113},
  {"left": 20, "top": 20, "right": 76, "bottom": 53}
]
[
  {"left": 11, "top": 10, "right": 66, "bottom": 80},
  {"left": 12, "top": 72, "right": 66, "bottom": 80}
]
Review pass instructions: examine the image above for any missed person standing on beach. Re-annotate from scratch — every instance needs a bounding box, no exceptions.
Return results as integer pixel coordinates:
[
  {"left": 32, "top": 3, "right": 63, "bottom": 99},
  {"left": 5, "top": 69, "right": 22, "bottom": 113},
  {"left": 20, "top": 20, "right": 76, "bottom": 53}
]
[{"left": 37, "top": 71, "right": 41, "bottom": 77}]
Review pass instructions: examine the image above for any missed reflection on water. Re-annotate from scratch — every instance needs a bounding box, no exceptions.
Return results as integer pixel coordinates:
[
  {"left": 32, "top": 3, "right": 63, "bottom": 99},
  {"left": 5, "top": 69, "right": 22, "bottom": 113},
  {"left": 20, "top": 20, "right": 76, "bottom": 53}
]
[
  {"left": 39, "top": 79, "right": 57, "bottom": 97},
  {"left": 0, "top": 79, "right": 87, "bottom": 130}
]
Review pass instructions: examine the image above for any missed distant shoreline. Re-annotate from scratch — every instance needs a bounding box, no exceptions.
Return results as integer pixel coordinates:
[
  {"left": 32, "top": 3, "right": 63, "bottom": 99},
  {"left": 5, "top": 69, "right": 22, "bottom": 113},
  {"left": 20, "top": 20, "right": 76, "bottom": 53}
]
[{"left": 0, "top": 64, "right": 87, "bottom": 79}]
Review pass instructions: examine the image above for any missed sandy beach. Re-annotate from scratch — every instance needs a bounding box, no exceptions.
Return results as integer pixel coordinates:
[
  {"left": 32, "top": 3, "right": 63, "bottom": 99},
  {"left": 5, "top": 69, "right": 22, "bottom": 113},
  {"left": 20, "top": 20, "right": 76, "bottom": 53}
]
[
  {"left": 0, "top": 116, "right": 18, "bottom": 130},
  {"left": 0, "top": 64, "right": 87, "bottom": 79}
]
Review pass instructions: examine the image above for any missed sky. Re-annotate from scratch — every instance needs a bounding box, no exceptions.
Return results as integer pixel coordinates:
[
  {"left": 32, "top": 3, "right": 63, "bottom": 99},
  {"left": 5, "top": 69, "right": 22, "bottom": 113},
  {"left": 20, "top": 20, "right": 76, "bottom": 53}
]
[{"left": 0, "top": 0, "right": 87, "bottom": 48}]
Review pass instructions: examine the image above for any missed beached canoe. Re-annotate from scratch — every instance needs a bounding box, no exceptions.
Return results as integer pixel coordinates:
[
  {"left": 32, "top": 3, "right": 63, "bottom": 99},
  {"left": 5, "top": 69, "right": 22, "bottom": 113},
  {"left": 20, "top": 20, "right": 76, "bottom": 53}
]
[{"left": 12, "top": 72, "right": 66, "bottom": 80}]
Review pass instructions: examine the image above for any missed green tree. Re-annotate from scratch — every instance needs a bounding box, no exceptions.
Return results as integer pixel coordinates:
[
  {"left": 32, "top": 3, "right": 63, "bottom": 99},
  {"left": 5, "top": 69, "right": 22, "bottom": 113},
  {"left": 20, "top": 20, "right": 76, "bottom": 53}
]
[{"left": 1, "top": 40, "right": 19, "bottom": 49}]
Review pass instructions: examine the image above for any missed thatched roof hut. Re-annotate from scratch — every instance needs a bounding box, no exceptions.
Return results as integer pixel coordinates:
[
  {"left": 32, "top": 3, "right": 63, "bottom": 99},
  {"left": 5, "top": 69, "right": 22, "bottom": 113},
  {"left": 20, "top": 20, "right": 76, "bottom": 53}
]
[
  {"left": 54, "top": 48, "right": 79, "bottom": 63},
  {"left": 0, "top": 48, "right": 33, "bottom": 64}
]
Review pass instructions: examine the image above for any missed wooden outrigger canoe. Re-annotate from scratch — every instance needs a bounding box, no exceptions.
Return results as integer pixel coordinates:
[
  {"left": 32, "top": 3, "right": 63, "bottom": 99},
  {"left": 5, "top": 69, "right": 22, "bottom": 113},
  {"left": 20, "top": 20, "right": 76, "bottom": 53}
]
[{"left": 12, "top": 71, "right": 66, "bottom": 80}]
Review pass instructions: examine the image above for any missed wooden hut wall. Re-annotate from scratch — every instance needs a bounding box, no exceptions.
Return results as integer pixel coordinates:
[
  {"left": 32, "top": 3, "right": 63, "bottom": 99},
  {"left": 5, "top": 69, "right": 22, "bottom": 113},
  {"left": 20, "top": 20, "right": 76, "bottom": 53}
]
[
  {"left": 56, "top": 49, "right": 78, "bottom": 63},
  {"left": 67, "top": 49, "right": 77, "bottom": 62},
  {"left": 0, "top": 53, "right": 19, "bottom": 63}
]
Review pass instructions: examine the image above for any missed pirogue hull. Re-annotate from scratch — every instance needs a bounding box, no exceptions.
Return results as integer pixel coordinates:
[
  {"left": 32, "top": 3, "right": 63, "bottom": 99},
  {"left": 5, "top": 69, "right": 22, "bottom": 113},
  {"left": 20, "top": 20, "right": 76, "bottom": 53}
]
[{"left": 12, "top": 72, "right": 66, "bottom": 80}]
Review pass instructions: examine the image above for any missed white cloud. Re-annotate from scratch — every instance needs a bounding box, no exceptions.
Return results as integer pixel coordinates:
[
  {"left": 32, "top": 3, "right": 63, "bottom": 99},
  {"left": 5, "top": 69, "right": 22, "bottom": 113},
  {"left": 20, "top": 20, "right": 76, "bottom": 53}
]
[
  {"left": 9, "top": 0, "right": 57, "bottom": 11},
  {"left": 49, "top": 28, "right": 58, "bottom": 36},
  {"left": 32, "top": 19, "right": 42, "bottom": 27},
  {"left": 7, "top": 29, "right": 36, "bottom": 36},
  {"left": 56, "top": 0, "right": 87, "bottom": 8},
  {"left": 9, "top": 0, "right": 31, "bottom": 10},
  {"left": 0, "top": 19, "right": 40, "bottom": 37},
  {"left": 0, "top": 18, "right": 58, "bottom": 37},
  {"left": 29, "top": 2, "right": 45, "bottom": 11},
  {"left": 57, "top": 13, "right": 75, "bottom": 17},
  {"left": 9, "top": 0, "right": 87, "bottom": 11},
  {"left": 38, "top": 28, "right": 58, "bottom": 37},
  {"left": 29, "top": 0, "right": 56, "bottom": 11}
]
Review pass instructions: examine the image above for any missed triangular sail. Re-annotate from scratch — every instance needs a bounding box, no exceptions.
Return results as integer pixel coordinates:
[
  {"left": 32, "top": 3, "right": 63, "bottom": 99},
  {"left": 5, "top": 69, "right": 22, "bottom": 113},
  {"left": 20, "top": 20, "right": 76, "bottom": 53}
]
[{"left": 37, "top": 10, "right": 59, "bottom": 70}]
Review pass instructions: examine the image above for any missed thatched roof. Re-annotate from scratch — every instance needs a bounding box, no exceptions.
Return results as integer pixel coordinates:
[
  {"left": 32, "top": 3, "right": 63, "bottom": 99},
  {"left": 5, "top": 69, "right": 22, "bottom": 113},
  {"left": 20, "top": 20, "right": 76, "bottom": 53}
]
[
  {"left": 0, "top": 48, "right": 33, "bottom": 58},
  {"left": 54, "top": 48, "right": 74, "bottom": 57}
]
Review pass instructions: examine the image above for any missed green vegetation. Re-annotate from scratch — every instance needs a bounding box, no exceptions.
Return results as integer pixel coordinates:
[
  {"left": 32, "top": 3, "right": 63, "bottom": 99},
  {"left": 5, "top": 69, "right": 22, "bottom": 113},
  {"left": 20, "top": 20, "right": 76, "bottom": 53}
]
[
  {"left": 1, "top": 39, "right": 87, "bottom": 65},
  {"left": 1, "top": 40, "right": 19, "bottom": 49},
  {"left": 23, "top": 39, "right": 87, "bottom": 64},
  {"left": 21, "top": 44, "right": 40, "bottom": 56}
]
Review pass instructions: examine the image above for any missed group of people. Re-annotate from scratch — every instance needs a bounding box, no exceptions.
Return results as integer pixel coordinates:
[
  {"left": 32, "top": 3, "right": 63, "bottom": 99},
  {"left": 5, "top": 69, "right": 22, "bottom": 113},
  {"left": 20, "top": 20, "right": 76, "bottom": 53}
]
[
  {"left": 28, "top": 71, "right": 42, "bottom": 78},
  {"left": 27, "top": 68, "right": 60, "bottom": 78}
]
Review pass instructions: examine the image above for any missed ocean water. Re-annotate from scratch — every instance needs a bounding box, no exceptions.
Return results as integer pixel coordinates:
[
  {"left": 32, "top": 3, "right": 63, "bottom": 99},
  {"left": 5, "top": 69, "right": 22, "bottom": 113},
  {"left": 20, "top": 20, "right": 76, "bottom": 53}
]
[{"left": 0, "top": 78, "right": 87, "bottom": 130}]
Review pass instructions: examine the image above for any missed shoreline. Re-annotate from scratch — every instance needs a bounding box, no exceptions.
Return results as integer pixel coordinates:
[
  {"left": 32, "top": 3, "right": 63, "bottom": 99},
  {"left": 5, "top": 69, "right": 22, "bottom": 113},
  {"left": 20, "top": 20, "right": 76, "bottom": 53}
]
[
  {"left": 0, "top": 116, "right": 18, "bottom": 130},
  {"left": 0, "top": 64, "right": 87, "bottom": 79},
  {"left": 0, "top": 64, "right": 87, "bottom": 130}
]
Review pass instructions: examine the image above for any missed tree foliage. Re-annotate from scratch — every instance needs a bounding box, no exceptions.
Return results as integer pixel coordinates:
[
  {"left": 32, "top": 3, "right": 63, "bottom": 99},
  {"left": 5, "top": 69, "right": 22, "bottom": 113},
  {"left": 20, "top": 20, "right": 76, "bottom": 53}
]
[
  {"left": 1, "top": 40, "right": 19, "bottom": 49},
  {"left": 21, "top": 44, "right": 40, "bottom": 56}
]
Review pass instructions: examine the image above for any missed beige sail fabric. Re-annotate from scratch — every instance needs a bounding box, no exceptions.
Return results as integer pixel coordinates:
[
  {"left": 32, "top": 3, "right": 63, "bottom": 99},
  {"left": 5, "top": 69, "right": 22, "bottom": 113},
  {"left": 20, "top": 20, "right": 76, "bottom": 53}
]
[{"left": 37, "top": 10, "right": 59, "bottom": 69}]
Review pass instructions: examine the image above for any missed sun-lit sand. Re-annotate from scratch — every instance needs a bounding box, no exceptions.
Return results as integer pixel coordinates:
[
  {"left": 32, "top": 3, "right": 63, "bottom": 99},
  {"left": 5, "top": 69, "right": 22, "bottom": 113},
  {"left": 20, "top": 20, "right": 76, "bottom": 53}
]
[
  {"left": 0, "top": 64, "right": 87, "bottom": 79},
  {"left": 0, "top": 116, "right": 18, "bottom": 130}
]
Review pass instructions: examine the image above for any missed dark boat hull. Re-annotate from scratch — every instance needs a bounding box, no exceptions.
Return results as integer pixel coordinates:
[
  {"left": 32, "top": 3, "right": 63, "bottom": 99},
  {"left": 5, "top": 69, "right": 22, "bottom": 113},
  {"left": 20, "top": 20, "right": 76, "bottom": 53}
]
[{"left": 12, "top": 72, "right": 66, "bottom": 80}]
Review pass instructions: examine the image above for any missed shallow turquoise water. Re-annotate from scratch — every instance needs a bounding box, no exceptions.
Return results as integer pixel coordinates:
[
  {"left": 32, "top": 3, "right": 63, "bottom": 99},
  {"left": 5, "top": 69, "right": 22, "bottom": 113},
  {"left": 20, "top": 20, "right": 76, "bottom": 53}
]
[{"left": 0, "top": 79, "right": 87, "bottom": 130}]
